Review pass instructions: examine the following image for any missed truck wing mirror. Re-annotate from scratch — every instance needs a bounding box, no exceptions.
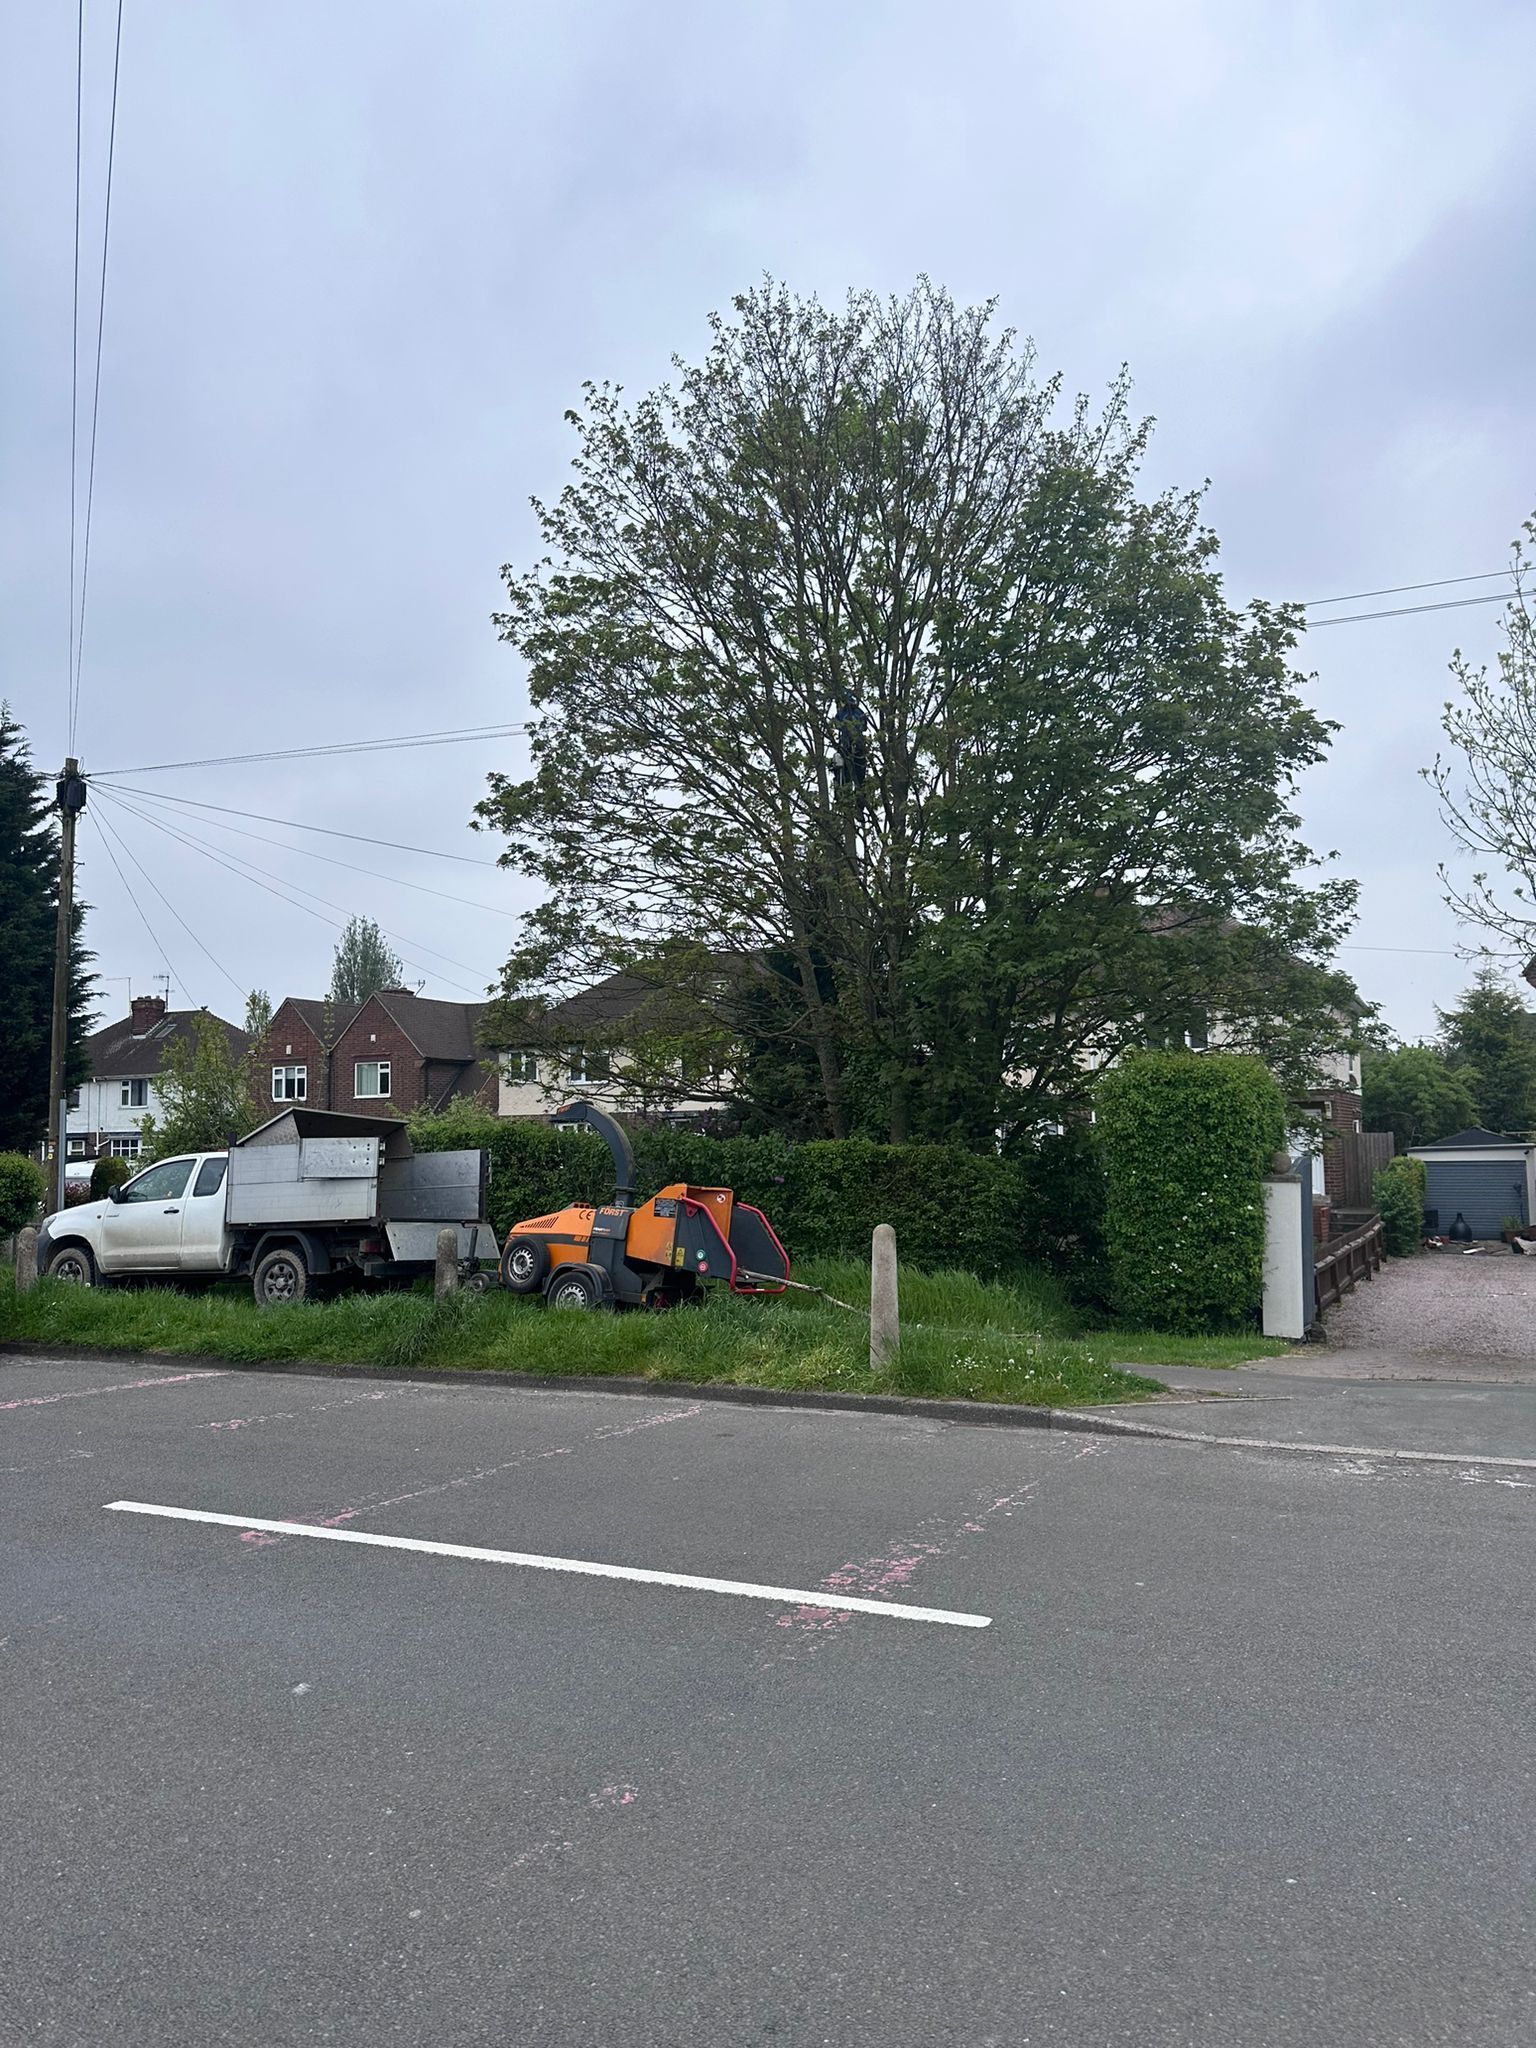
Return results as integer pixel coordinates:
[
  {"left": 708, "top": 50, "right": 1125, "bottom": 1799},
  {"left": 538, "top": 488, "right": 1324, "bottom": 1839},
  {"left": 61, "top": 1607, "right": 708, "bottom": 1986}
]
[{"left": 107, "top": 1184, "right": 122, "bottom": 1203}]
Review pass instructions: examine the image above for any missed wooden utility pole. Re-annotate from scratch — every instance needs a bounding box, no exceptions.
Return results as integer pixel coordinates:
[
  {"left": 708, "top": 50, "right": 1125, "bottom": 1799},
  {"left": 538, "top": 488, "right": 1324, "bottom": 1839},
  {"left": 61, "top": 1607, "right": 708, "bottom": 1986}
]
[{"left": 47, "top": 758, "right": 87, "bottom": 1209}]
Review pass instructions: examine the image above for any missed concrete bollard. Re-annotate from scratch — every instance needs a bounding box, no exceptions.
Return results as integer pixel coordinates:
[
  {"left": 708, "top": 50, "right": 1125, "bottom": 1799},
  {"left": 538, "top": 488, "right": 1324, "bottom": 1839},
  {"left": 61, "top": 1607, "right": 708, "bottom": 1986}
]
[
  {"left": 434, "top": 1227, "right": 460, "bottom": 1302},
  {"left": 870, "top": 1222, "right": 899, "bottom": 1373},
  {"left": 15, "top": 1227, "right": 38, "bottom": 1294}
]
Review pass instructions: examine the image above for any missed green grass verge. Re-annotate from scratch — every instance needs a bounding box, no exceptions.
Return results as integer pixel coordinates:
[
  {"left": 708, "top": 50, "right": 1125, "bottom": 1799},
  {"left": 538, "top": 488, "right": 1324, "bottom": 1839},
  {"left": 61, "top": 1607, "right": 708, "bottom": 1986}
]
[{"left": 0, "top": 1257, "right": 1286, "bottom": 1409}]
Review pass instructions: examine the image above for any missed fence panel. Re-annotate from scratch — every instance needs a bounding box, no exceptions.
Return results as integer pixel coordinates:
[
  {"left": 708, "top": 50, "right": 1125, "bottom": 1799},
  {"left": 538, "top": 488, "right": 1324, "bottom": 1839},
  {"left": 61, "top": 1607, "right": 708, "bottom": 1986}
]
[
  {"left": 1315, "top": 1215, "right": 1385, "bottom": 1313},
  {"left": 1327, "top": 1131, "right": 1396, "bottom": 1210}
]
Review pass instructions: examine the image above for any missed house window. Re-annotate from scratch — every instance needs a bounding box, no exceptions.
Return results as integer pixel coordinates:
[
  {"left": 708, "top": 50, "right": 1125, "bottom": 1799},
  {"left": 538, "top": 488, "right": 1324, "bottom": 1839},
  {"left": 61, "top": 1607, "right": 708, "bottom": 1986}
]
[
  {"left": 108, "top": 1135, "right": 142, "bottom": 1160},
  {"left": 505, "top": 1051, "right": 538, "bottom": 1084},
  {"left": 66, "top": 1137, "right": 87, "bottom": 1158},
  {"left": 566, "top": 1045, "right": 611, "bottom": 1085},
  {"left": 355, "top": 1059, "right": 391, "bottom": 1099},
  {"left": 272, "top": 1064, "right": 307, "bottom": 1102},
  {"left": 119, "top": 1078, "right": 148, "bottom": 1109},
  {"left": 67, "top": 1088, "right": 82, "bottom": 1110}
]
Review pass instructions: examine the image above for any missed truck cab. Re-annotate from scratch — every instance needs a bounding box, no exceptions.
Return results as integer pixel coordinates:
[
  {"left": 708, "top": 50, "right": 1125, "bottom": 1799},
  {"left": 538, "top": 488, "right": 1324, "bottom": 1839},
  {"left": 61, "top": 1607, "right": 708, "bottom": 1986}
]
[{"left": 38, "top": 1151, "right": 233, "bottom": 1285}]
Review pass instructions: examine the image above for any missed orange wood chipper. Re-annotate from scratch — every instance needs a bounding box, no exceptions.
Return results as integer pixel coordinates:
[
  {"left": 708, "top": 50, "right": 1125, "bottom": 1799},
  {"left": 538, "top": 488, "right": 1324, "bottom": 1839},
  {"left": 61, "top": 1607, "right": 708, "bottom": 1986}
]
[{"left": 498, "top": 1100, "right": 791, "bottom": 1310}]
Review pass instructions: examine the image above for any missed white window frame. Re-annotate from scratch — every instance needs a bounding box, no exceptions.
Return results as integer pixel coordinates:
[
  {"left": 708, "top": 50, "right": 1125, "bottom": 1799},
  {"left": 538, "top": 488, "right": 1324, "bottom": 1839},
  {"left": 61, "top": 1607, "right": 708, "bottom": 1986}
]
[
  {"left": 119, "top": 1078, "right": 148, "bottom": 1109},
  {"left": 566, "top": 1045, "right": 611, "bottom": 1086},
  {"left": 66, "top": 1136, "right": 87, "bottom": 1158},
  {"left": 354, "top": 1059, "right": 391, "bottom": 1099},
  {"left": 272, "top": 1064, "right": 307, "bottom": 1102},
  {"left": 108, "top": 1135, "right": 143, "bottom": 1159},
  {"left": 504, "top": 1050, "right": 538, "bottom": 1084}
]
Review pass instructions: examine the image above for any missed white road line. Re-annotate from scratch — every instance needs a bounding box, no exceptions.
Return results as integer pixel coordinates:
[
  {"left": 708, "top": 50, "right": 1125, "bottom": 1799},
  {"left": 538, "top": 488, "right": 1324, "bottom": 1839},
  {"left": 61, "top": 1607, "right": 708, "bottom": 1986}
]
[{"left": 103, "top": 1502, "right": 992, "bottom": 1629}]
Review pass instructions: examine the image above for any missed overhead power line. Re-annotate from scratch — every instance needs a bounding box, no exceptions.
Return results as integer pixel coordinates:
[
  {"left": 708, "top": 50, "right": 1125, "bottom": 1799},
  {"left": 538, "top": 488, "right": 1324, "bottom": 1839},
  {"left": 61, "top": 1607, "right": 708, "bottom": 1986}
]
[
  {"left": 112, "top": 783, "right": 518, "bottom": 920},
  {"left": 1302, "top": 570, "right": 1514, "bottom": 608},
  {"left": 67, "top": 1, "right": 83, "bottom": 741},
  {"left": 101, "top": 782, "right": 503, "bottom": 866},
  {"left": 94, "top": 786, "right": 490, "bottom": 997},
  {"left": 88, "top": 808, "right": 191, "bottom": 1007},
  {"left": 1306, "top": 591, "right": 1518, "bottom": 629},
  {"left": 71, "top": 0, "right": 124, "bottom": 751},
  {"left": 91, "top": 798, "right": 249, "bottom": 1005},
  {"left": 91, "top": 721, "right": 527, "bottom": 779}
]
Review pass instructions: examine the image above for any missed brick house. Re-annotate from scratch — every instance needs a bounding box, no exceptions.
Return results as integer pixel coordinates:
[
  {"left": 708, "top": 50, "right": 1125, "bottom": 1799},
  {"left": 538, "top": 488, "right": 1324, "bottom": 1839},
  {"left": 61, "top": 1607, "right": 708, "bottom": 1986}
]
[
  {"left": 255, "top": 990, "right": 496, "bottom": 1118},
  {"left": 66, "top": 995, "right": 250, "bottom": 1169}
]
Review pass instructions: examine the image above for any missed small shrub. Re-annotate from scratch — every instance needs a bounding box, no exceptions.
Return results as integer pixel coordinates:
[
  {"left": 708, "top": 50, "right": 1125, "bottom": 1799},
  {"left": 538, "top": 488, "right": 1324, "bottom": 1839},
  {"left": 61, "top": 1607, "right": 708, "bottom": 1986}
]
[
  {"left": 89, "top": 1154, "right": 133, "bottom": 1201},
  {"left": 1095, "top": 1050, "right": 1288, "bottom": 1333},
  {"left": 1374, "top": 1154, "right": 1428, "bottom": 1257},
  {"left": 0, "top": 1153, "right": 47, "bottom": 1236}
]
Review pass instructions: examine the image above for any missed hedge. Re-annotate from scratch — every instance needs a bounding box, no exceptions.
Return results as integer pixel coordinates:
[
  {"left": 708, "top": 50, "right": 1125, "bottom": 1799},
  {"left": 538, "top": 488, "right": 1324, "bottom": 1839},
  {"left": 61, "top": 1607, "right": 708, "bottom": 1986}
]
[
  {"left": 407, "top": 1102, "right": 1100, "bottom": 1281},
  {"left": 0, "top": 1153, "right": 47, "bottom": 1238},
  {"left": 1094, "top": 1050, "right": 1288, "bottom": 1333},
  {"left": 1374, "top": 1154, "right": 1428, "bottom": 1258},
  {"left": 89, "top": 1155, "right": 133, "bottom": 1201}
]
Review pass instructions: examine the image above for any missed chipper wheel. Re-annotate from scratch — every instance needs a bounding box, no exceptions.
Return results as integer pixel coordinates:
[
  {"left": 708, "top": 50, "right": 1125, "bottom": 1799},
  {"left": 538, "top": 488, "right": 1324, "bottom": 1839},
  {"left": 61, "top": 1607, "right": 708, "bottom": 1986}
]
[
  {"left": 500, "top": 1237, "right": 549, "bottom": 1294},
  {"left": 543, "top": 1264, "right": 611, "bottom": 1311}
]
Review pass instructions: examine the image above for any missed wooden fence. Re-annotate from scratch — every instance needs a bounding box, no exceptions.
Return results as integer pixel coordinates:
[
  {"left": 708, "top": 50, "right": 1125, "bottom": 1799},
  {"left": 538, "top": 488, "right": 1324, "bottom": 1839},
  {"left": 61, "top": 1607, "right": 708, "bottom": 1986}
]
[
  {"left": 1325, "top": 1130, "right": 1396, "bottom": 1210},
  {"left": 1315, "top": 1214, "right": 1385, "bottom": 1313}
]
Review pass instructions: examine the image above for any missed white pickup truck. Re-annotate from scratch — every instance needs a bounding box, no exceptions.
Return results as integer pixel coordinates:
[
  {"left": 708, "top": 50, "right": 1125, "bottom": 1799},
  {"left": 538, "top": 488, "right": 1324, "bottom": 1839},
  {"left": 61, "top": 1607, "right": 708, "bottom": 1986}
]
[{"left": 36, "top": 1108, "right": 497, "bottom": 1307}]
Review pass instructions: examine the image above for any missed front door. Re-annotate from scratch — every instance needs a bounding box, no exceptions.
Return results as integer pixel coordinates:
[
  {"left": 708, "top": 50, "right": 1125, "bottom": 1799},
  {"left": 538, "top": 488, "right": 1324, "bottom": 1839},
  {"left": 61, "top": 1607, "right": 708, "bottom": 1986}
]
[
  {"left": 99, "top": 1157, "right": 196, "bottom": 1272},
  {"left": 178, "top": 1155, "right": 229, "bottom": 1270}
]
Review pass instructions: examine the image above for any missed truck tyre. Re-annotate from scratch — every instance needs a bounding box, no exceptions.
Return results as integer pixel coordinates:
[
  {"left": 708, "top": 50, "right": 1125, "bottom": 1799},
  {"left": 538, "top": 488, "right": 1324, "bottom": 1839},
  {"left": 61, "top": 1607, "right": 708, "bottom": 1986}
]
[
  {"left": 46, "top": 1243, "right": 98, "bottom": 1287},
  {"left": 544, "top": 1264, "right": 609, "bottom": 1311},
  {"left": 253, "top": 1246, "right": 311, "bottom": 1308},
  {"left": 501, "top": 1237, "right": 549, "bottom": 1294}
]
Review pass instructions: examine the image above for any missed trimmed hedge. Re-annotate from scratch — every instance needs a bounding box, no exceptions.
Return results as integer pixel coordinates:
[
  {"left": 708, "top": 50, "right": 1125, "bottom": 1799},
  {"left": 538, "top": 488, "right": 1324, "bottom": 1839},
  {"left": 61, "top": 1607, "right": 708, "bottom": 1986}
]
[
  {"left": 1095, "top": 1051, "right": 1288, "bottom": 1333},
  {"left": 407, "top": 1102, "right": 1097, "bottom": 1281},
  {"left": 0, "top": 1153, "right": 47, "bottom": 1237},
  {"left": 1374, "top": 1154, "right": 1428, "bottom": 1258}
]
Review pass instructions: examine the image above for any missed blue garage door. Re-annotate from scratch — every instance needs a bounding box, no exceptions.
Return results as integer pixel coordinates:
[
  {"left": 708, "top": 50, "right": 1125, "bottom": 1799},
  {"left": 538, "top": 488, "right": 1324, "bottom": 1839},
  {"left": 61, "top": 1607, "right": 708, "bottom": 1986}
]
[{"left": 1424, "top": 1161, "right": 1527, "bottom": 1239}]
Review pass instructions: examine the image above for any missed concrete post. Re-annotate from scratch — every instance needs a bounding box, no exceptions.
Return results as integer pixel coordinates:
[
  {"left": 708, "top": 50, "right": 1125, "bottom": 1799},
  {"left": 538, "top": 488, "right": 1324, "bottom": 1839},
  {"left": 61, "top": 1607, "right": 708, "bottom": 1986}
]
[
  {"left": 870, "top": 1223, "right": 899, "bottom": 1372},
  {"left": 15, "top": 1227, "right": 39, "bottom": 1294},
  {"left": 434, "top": 1227, "right": 460, "bottom": 1302}
]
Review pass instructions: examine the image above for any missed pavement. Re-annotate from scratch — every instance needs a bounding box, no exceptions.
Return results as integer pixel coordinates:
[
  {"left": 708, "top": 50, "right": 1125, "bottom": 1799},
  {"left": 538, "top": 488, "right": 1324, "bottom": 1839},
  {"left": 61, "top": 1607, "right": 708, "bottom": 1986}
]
[{"left": 5, "top": 1351, "right": 1536, "bottom": 2047}]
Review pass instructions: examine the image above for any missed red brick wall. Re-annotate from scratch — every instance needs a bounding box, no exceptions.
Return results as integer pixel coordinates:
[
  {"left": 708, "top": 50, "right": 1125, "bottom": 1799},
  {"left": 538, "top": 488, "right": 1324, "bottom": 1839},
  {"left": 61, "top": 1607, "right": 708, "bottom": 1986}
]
[
  {"left": 332, "top": 1001, "right": 425, "bottom": 1117},
  {"left": 256, "top": 1004, "right": 333, "bottom": 1111}
]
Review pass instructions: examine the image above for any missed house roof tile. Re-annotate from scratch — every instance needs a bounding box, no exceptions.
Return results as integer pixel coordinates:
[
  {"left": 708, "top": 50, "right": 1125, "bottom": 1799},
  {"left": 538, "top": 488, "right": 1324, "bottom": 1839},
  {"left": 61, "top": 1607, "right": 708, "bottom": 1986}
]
[{"left": 85, "top": 1008, "right": 250, "bottom": 1081}]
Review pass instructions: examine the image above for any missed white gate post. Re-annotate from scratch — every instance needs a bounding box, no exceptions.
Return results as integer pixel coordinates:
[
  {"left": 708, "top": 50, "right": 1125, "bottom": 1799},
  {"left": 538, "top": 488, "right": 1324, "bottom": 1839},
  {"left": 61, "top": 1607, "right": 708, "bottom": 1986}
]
[{"left": 1262, "top": 1167, "right": 1309, "bottom": 1339}]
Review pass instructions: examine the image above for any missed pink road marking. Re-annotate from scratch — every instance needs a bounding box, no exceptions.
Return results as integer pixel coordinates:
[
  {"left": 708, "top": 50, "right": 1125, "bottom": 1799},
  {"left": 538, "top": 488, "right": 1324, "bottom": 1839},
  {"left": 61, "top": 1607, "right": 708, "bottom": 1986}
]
[
  {"left": 1, "top": 1371, "right": 227, "bottom": 1412},
  {"left": 765, "top": 1437, "right": 1110, "bottom": 1658}
]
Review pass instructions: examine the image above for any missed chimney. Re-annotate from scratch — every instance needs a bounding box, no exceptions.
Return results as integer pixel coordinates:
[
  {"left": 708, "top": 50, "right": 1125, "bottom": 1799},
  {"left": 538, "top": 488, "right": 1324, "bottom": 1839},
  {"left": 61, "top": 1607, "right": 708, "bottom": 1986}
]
[{"left": 130, "top": 994, "right": 167, "bottom": 1033}]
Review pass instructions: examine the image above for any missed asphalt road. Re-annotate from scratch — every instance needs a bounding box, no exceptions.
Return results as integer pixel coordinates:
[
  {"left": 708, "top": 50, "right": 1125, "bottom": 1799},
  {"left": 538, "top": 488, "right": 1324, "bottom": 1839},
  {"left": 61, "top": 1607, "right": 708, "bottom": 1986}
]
[{"left": 5, "top": 1355, "right": 1535, "bottom": 2048}]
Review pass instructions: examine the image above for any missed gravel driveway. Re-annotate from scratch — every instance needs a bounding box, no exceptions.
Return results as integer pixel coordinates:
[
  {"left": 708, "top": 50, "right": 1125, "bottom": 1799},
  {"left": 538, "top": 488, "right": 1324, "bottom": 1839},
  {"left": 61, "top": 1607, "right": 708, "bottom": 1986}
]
[{"left": 1323, "top": 1245, "right": 1536, "bottom": 1369}]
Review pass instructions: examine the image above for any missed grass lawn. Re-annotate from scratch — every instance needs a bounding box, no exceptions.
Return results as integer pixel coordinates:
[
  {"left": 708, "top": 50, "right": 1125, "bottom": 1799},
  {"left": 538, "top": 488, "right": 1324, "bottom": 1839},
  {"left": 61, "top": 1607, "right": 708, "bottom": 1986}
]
[{"left": 0, "top": 1257, "right": 1288, "bottom": 1410}]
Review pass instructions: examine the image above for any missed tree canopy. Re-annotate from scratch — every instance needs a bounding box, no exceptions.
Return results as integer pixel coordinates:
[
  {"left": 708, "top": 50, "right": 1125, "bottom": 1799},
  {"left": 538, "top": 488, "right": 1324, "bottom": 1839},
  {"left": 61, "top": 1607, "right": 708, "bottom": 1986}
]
[
  {"left": 1362, "top": 1044, "right": 1479, "bottom": 1148},
  {"left": 1437, "top": 970, "right": 1536, "bottom": 1135},
  {"left": 0, "top": 706, "right": 93, "bottom": 1152},
  {"left": 478, "top": 280, "right": 1358, "bottom": 1145},
  {"left": 328, "top": 918, "right": 404, "bottom": 1008}
]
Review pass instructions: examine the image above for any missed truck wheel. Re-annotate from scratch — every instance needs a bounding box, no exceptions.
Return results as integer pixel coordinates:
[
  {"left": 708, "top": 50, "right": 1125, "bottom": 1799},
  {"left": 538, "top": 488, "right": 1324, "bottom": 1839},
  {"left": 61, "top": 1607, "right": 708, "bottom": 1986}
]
[
  {"left": 253, "top": 1247, "right": 311, "bottom": 1308},
  {"left": 545, "top": 1265, "right": 608, "bottom": 1311},
  {"left": 501, "top": 1237, "right": 549, "bottom": 1294},
  {"left": 46, "top": 1243, "right": 97, "bottom": 1287}
]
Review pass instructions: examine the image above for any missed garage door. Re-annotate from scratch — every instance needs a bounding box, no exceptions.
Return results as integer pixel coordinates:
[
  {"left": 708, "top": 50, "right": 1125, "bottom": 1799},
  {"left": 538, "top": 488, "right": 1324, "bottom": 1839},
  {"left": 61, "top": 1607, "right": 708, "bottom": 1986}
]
[{"left": 1424, "top": 1161, "right": 1527, "bottom": 1239}]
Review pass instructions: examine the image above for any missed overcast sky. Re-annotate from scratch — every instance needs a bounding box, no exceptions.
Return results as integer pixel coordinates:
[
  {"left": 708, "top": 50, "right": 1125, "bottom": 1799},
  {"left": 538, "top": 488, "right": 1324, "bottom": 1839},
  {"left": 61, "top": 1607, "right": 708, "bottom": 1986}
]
[{"left": 4, "top": 0, "right": 1534, "bottom": 1042}]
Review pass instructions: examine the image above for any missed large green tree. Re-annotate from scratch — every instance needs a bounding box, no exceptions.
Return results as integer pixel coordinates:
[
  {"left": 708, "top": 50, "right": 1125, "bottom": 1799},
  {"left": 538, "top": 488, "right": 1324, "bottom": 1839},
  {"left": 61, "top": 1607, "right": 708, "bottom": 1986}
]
[
  {"left": 137, "top": 1010, "right": 264, "bottom": 1159},
  {"left": 0, "top": 707, "right": 93, "bottom": 1151},
  {"left": 1362, "top": 1044, "right": 1480, "bottom": 1148},
  {"left": 1438, "top": 970, "right": 1536, "bottom": 1135},
  {"left": 478, "top": 280, "right": 1358, "bottom": 1145},
  {"left": 327, "top": 918, "right": 404, "bottom": 1007}
]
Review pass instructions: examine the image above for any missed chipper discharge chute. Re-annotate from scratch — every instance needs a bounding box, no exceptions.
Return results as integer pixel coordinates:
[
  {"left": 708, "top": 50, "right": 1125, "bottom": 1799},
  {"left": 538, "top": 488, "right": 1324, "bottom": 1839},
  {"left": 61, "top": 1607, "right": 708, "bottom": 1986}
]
[{"left": 498, "top": 1100, "right": 790, "bottom": 1310}]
